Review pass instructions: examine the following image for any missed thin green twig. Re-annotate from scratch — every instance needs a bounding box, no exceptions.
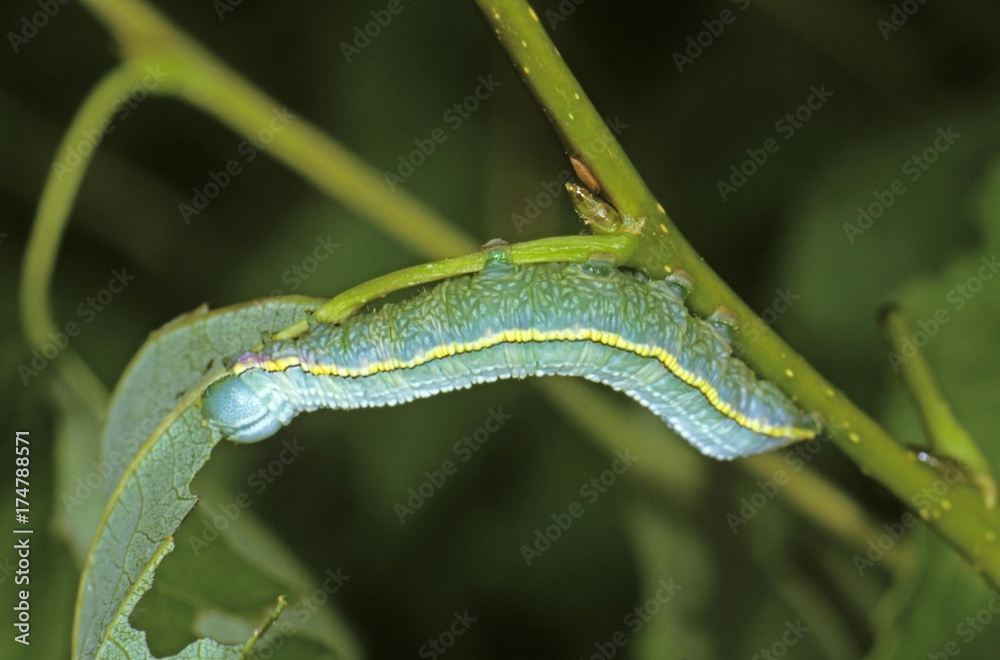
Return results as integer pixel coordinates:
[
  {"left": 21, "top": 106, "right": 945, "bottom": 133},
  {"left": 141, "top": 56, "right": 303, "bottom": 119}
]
[
  {"left": 25, "top": 0, "right": 476, "bottom": 410},
  {"left": 18, "top": 62, "right": 161, "bottom": 412},
  {"left": 80, "top": 0, "right": 473, "bottom": 259},
  {"left": 880, "top": 305, "right": 997, "bottom": 505},
  {"left": 289, "top": 234, "right": 634, "bottom": 334},
  {"left": 240, "top": 596, "right": 287, "bottom": 658}
]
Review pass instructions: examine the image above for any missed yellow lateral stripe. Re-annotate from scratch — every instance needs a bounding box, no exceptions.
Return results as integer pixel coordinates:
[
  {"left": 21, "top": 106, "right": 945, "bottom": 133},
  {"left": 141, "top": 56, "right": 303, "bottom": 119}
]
[{"left": 232, "top": 328, "right": 815, "bottom": 440}]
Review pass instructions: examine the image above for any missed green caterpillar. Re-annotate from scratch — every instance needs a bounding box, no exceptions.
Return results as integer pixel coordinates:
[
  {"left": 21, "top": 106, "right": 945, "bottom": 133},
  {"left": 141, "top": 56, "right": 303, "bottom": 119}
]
[{"left": 201, "top": 258, "right": 819, "bottom": 459}]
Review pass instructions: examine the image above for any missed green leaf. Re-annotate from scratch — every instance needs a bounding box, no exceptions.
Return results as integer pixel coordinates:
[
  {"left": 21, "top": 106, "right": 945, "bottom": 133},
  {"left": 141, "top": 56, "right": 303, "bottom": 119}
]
[
  {"left": 100, "top": 298, "right": 324, "bottom": 501},
  {"left": 52, "top": 379, "right": 107, "bottom": 565},
  {"left": 626, "top": 506, "right": 713, "bottom": 660},
  {"left": 74, "top": 297, "right": 326, "bottom": 659},
  {"left": 134, "top": 482, "right": 363, "bottom": 659},
  {"left": 868, "top": 160, "right": 1000, "bottom": 658},
  {"left": 778, "top": 109, "right": 1000, "bottom": 395}
]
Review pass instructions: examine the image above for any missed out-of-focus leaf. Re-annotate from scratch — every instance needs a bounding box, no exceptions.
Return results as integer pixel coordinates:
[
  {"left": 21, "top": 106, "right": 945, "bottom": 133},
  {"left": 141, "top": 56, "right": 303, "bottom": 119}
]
[
  {"left": 778, "top": 105, "right": 1000, "bottom": 400},
  {"left": 134, "top": 481, "right": 363, "bottom": 659},
  {"left": 74, "top": 297, "right": 343, "bottom": 658},
  {"left": 52, "top": 379, "right": 106, "bottom": 564},
  {"left": 868, "top": 161, "right": 1000, "bottom": 658},
  {"left": 627, "top": 505, "right": 713, "bottom": 660}
]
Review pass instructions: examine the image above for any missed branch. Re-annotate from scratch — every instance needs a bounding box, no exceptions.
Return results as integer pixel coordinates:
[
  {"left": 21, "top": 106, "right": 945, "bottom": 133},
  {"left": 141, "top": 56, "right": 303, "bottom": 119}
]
[
  {"left": 477, "top": 0, "right": 1000, "bottom": 587},
  {"left": 79, "top": 0, "right": 475, "bottom": 259}
]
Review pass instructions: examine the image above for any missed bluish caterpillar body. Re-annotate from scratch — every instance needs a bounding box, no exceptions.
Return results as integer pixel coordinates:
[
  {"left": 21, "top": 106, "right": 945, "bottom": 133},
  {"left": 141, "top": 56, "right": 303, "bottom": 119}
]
[{"left": 201, "top": 261, "right": 820, "bottom": 459}]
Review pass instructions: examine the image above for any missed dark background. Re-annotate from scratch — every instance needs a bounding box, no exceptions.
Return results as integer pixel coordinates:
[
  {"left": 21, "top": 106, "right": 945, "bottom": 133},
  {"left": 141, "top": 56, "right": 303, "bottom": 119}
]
[{"left": 3, "top": 1, "right": 1000, "bottom": 658}]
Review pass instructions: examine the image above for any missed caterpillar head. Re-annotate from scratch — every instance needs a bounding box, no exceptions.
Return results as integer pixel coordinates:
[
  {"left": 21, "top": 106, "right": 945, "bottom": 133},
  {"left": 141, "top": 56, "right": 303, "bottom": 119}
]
[{"left": 201, "top": 375, "right": 283, "bottom": 443}]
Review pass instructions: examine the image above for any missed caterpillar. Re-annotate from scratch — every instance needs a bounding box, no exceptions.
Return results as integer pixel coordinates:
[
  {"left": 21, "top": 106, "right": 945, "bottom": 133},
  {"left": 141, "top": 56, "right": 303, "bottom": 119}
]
[{"left": 201, "top": 258, "right": 820, "bottom": 459}]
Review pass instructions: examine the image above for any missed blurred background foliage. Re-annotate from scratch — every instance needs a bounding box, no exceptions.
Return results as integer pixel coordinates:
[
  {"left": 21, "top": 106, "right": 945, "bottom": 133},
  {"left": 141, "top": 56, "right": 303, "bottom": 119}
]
[{"left": 3, "top": 0, "right": 1000, "bottom": 658}]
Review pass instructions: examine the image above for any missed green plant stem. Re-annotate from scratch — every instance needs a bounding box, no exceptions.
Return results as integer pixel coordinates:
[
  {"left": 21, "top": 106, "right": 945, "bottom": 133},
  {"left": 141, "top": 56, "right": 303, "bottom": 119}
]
[
  {"left": 241, "top": 596, "right": 287, "bottom": 657},
  {"left": 879, "top": 307, "right": 987, "bottom": 463},
  {"left": 60, "top": 5, "right": 670, "bottom": 526},
  {"left": 478, "top": 0, "right": 1000, "bottom": 587},
  {"left": 274, "top": 234, "right": 635, "bottom": 336},
  {"left": 25, "top": 0, "right": 474, "bottom": 410},
  {"left": 20, "top": 63, "right": 136, "bottom": 349},
  {"left": 33, "top": 3, "right": 896, "bottom": 652},
  {"left": 18, "top": 63, "right": 160, "bottom": 412},
  {"left": 65, "top": 0, "right": 906, "bottom": 562},
  {"left": 60, "top": 0, "right": 955, "bottom": 584},
  {"left": 79, "top": 0, "right": 472, "bottom": 259},
  {"left": 880, "top": 306, "right": 997, "bottom": 503}
]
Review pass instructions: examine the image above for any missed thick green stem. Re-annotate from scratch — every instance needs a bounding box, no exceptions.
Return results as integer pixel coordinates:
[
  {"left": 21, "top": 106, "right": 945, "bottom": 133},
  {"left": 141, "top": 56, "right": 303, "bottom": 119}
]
[{"left": 478, "top": 0, "right": 1000, "bottom": 586}]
